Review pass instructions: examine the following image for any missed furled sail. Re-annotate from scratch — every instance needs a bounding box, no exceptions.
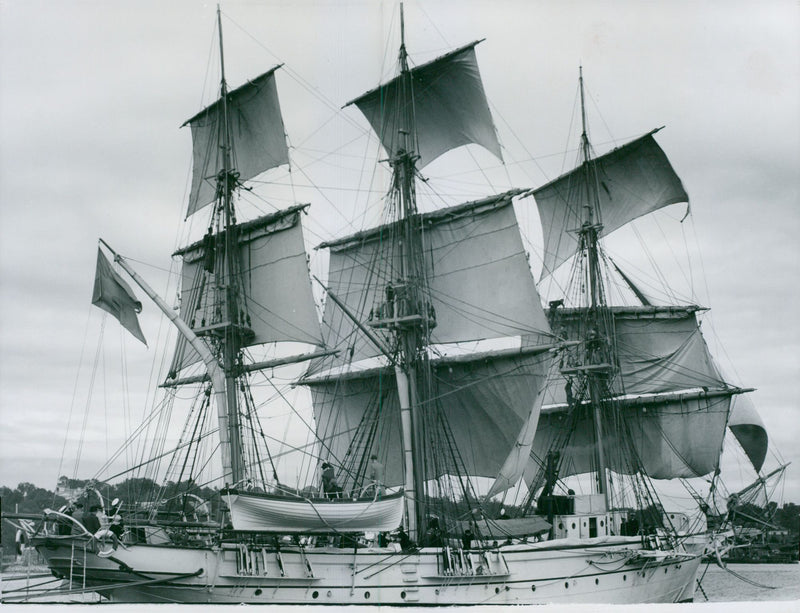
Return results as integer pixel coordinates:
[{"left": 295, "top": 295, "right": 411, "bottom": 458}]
[
  {"left": 170, "top": 206, "right": 322, "bottom": 374},
  {"left": 316, "top": 192, "right": 550, "bottom": 368},
  {"left": 727, "top": 394, "right": 768, "bottom": 473},
  {"left": 306, "top": 347, "right": 553, "bottom": 486},
  {"left": 534, "top": 131, "right": 688, "bottom": 278},
  {"left": 183, "top": 67, "right": 290, "bottom": 217},
  {"left": 346, "top": 42, "right": 502, "bottom": 167}
]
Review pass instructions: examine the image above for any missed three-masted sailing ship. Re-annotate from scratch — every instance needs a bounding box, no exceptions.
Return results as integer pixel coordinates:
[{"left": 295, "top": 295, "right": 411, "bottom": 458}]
[{"left": 29, "top": 5, "right": 770, "bottom": 604}]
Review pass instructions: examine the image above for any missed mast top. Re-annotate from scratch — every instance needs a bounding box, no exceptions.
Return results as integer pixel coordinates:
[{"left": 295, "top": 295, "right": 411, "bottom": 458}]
[{"left": 400, "top": 2, "right": 406, "bottom": 53}]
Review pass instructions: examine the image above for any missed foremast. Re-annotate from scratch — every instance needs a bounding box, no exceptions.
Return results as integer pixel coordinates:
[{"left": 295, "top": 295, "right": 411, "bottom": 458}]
[{"left": 210, "top": 6, "right": 250, "bottom": 485}]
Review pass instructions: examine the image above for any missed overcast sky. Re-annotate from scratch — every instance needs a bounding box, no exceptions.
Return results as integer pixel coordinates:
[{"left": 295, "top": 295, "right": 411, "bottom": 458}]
[{"left": 1, "top": 1, "right": 798, "bottom": 503}]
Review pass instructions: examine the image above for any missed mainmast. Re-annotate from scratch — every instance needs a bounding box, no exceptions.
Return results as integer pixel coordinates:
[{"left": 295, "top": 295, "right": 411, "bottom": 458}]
[
  {"left": 385, "top": 4, "right": 435, "bottom": 540},
  {"left": 339, "top": 4, "right": 516, "bottom": 539},
  {"left": 577, "top": 67, "right": 610, "bottom": 507}
]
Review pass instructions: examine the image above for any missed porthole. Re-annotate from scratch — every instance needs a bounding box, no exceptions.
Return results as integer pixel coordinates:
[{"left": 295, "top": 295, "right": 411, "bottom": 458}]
[
  {"left": 600, "top": 520, "right": 604, "bottom": 527},
  {"left": 571, "top": 522, "right": 576, "bottom": 529},
  {"left": 326, "top": 591, "right": 332, "bottom": 597},
  {"left": 531, "top": 585, "right": 536, "bottom": 592},
  {"left": 558, "top": 523, "right": 564, "bottom": 530},
  {"left": 401, "top": 591, "right": 406, "bottom": 599},
  {"left": 595, "top": 578, "right": 599, "bottom": 585},
  {"left": 495, "top": 587, "right": 500, "bottom": 594},
  {"left": 365, "top": 591, "right": 371, "bottom": 599},
  {"left": 623, "top": 575, "right": 627, "bottom": 581},
  {"left": 312, "top": 591, "right": 319, "bottom": 599},
  {"left": 565, "top": 582, "right": 569, "bottom": 588},
  {"left": 254, "top": 589, "right": 262, "bottom": 596},
  {"left": 665, "top": 568, "right": 668, "bottom": 574},
  {"left": 505, "top": 586, "right": 510, "bottom": 591}
]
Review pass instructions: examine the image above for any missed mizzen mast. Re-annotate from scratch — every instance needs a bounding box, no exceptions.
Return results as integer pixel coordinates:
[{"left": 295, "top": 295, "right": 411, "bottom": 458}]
[{"left": 576, "top": 66, "right": 611, "bottom": 507}]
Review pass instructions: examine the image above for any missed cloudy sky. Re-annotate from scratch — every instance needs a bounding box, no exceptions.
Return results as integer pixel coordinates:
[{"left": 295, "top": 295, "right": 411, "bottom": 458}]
[{"left": 1, "top": 0, "right": 798, "bottom": 503}]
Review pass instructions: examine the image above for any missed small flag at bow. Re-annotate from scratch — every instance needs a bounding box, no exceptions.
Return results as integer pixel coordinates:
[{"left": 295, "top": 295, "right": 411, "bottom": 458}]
[{"left": 92, "top": 248, "right": 147, "bottom": 345}]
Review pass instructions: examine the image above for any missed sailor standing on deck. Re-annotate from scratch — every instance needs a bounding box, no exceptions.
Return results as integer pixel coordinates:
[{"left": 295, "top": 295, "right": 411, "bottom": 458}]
[
  {"left": 83, "top": 505, "right": 101, "bottom": 534},
  {"left": 321, "top": 462, "right": 342, "bottom": 498},
  {"left": 368, "top": 454, "right": 384, "bottom": 495}
]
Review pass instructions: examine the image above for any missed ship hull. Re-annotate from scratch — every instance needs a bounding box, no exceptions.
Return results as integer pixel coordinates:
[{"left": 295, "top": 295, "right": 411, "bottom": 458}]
[{"left": 34, "top": 535, "right": 700, "bottom": 604}]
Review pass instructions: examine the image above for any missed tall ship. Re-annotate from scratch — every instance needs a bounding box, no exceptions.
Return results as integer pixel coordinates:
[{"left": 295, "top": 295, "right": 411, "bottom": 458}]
[{"left": 24, "top": 4, "right": 771, "bottom": 604}]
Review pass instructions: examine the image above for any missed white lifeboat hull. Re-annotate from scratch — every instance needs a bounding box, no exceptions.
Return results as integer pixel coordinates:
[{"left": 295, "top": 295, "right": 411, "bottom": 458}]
[{"left": 224, "top": 489, "right": 405, "bottom": 533}]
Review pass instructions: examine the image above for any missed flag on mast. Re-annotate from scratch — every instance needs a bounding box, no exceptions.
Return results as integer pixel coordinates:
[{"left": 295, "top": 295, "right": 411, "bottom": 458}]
[{"left": 92, "top": 248, "right": 147, "bottom": 345}]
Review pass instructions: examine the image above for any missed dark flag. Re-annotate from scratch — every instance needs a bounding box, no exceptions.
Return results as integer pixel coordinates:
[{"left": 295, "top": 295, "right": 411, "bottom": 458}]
[{"left": 92, "top": 248, "right": 146, "bottom": 345}]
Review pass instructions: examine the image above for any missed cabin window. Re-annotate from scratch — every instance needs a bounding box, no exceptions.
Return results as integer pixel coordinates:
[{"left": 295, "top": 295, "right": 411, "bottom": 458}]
[{"left": 312, "top": 591, "right": 319, "bottom": 599}]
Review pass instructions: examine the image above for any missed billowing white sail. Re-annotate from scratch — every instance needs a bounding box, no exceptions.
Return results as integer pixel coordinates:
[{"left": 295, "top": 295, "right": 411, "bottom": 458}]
[
  {"left": 526, "top": 306, "right": 744, "bottom": 480},
  {"left": 170, "top": 206, "right": 322, "bottom": 374},
  {"left": 317, "top": 192, "right": 550, "bottom": 368},
  {"left": 530, "top": 390, "right": 734, "bottom": 479},
  {"left": 534, "top": 132, "right": 688, "bottom": 278},
  {"left": 184, "top": 67, "right": 290, "bottom": 217},
  {"left": 306, "top": 347, "right": 553, "bottom": 486},
  {"left": 728, "top": 394, "right": 768, "bottom": 473},
  {"left": 486, "top": 384, "right": 548, "bottom": 498},
  {"left": 347, "top": 42, "right": 502, "bottom": 167},
  {"left": 542, "top": 306, "right": 727, "bottom": 407}
]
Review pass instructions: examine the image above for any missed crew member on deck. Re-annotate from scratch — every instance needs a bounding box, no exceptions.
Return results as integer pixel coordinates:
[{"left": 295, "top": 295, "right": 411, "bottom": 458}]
[
  {"left": 321, "top": 462, "right": 342, "bottom": 498},
  {"left": 368, "top": 454, "right": 384, "bottom": 495},
  {"left": 83, "top": 505, "right": 101, "bottom": 534},
  {"left": 58, "top": 504, "right": 75, "bottom": 535},
  {"left": 71, "top": 503, "right": 85, "bottom": 535}
]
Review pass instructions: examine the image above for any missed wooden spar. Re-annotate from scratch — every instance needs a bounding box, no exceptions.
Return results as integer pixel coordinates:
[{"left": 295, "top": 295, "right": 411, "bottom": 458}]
[
  {"left": 161, "top": 349, "right": 339, "bottom": 388},
  {"left": 541, "top": 386, "right": 756, "bottom": 414},
  {"left": 312, "top": 275, "right": 396, "bottom": 365},
  {"left": 97, "top": 239, "right": 234, "bottom": 486}
]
